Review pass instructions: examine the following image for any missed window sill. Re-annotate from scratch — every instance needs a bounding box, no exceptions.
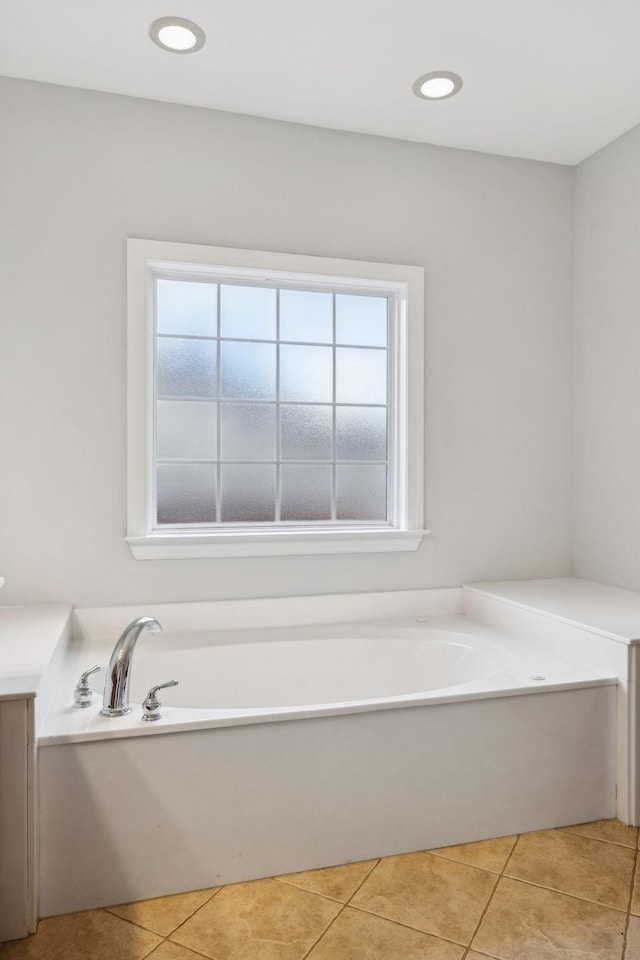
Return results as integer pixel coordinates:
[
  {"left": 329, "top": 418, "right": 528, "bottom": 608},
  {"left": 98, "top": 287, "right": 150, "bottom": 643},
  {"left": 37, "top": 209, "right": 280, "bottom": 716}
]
[{"left": 126, "top": 529, "right": 428, "bottom": 560}]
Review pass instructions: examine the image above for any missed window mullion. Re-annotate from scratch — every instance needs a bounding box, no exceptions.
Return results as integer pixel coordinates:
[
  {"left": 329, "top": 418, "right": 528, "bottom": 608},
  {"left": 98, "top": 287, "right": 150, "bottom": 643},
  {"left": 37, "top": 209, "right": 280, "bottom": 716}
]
[
  {"left": 275, "top": 289, "right": 281, "bottom": 522},
  {"left": 216, "top": 283, "right": 221, "bottom": 524},
  {"left": 331, "top": 292, "right": 337, "bottom": 522}
]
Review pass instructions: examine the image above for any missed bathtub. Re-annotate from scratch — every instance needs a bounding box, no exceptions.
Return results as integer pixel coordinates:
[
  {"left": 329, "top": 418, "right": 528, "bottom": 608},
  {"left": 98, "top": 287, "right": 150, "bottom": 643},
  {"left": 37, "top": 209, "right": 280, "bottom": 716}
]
[{"left": 37, "top": 607, "right": 617, "bottom": 916}]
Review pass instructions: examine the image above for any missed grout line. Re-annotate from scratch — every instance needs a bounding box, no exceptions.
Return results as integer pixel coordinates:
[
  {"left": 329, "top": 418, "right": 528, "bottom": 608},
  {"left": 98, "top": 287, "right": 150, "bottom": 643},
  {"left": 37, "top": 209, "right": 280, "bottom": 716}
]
[
  {"left": 299, "top": 903, "right": 347, "bottom": 960},
  {"left": 557, "top": 825, "right": 639, "bottom": 850},
  {"left": 345, "top": 858, "right": 382, "bottom": 904},
  {"left": 139, "top": 939, "right": 162, "bottom": 960},
  {"left": 274, "top": 858, "right": 381, "bottom": 905},
  {"left": 429, "top": 851, "right": 507, "bottom": 875},
  {"left": 100, "top": 908, "right": 167, "bottom": 939},
  {"left": 152, "top": 937, "right": 214, "bottom": 960},
  {"left": 622, "top": 844, "right": 638, "bottom": 958},
  {"left": 461, "top": 835, "right": 519, "bottom": 958},
  {"left": 104, "top": 886, "right": 222, "bottom": 940},
  {"left": 346, "top": 901, "right": 469, "bottom": 949},
  {"left": 296, "top": 858, "right": 382, "bottom": 960},
  {"left": 274, "top": 877, "right": 346, "bottom": 904},
  {"left": 498, "top": 873, "right": 629, "bottom": 913},
  {"left": 166, "top": 887, "right": 224, "bottom": 943}
]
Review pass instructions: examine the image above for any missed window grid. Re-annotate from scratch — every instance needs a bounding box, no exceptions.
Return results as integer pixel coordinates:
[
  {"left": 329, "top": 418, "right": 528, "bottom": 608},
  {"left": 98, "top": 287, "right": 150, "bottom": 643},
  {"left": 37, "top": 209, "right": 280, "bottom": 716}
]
[
  {"left": 215, "top": 282, "right": 222, "bottom": 523},
  {"left": 275, "top": 288, "right": 281, "bottom": 523},
  {"left": 155, "top": 280, "right": 390, "bottom": 527}
]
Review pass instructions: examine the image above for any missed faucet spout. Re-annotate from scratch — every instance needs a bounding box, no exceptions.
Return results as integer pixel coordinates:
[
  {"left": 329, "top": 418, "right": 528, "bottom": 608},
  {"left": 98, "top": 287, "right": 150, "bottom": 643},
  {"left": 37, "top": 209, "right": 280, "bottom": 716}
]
[{"left": 100, "top": 616, "right": 162, "bottom": 717}]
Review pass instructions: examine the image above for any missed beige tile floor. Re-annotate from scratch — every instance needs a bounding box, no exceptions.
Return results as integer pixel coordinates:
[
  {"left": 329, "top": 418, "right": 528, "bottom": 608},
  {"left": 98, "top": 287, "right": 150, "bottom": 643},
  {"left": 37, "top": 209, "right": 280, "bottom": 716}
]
[{"left": 3, "top": 819, "right": 640, "bottom": 959}]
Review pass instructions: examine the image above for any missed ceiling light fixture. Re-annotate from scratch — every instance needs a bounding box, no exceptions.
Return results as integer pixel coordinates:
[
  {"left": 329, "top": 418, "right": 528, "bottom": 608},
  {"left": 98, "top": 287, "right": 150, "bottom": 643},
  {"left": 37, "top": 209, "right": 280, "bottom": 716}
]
[
  {"left": 149, "top": 17, "right": 206, "bottom": 54},
  {"left": 412, "top": 71, "right": 463, "bottom": 100}
]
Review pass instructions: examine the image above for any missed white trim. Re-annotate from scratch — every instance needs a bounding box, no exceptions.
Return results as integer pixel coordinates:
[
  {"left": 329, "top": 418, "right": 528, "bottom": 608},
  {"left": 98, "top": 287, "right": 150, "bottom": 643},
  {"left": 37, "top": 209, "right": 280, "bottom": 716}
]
[
  {"left": 127, "top": 529, "right": 427, "bottom": 559},
  {"left": 127, "top": 238, "right": 425, "bottom": 560}
]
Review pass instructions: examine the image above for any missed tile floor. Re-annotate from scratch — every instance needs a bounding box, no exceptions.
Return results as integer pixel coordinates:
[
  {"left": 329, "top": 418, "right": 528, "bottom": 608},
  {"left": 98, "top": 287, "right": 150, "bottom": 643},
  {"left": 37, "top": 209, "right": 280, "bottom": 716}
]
[{"left": 3, "top": 819, "right": 640, "bottom": 959}]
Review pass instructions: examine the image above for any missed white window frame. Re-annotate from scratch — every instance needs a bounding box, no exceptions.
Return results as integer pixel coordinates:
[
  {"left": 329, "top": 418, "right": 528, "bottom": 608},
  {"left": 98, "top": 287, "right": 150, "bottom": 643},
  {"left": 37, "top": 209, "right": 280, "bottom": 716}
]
[{"left": 126, "top": 238, "right": 426, "bottom": 559}]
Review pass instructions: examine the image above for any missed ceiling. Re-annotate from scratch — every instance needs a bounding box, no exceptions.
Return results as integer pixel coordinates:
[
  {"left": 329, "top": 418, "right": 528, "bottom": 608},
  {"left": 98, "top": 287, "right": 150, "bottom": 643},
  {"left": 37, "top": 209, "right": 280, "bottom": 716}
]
[{"left": 3, "top": 0, "right": 640, "bottom": 165}]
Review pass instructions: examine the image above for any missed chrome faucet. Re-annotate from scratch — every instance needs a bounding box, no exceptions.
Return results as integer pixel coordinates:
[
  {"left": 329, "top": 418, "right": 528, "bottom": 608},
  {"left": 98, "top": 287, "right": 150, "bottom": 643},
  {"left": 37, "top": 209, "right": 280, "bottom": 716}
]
[{"left": 100, "top": 616, "right": 162, "bottom": 717}]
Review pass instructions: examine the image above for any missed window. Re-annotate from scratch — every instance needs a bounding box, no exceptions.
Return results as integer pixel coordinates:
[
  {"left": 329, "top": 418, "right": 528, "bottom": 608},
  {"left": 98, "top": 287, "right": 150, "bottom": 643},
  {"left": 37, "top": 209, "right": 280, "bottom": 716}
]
[{"left": 127, "top": 239, "right": 425, "bottom": 558}]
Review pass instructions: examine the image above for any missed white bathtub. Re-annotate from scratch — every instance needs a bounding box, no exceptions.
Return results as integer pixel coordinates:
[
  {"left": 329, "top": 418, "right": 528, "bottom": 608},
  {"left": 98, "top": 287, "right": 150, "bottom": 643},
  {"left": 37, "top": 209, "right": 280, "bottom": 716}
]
[
  {"left": 40, "top": 616, "right": 612, "bottom": 741},
  {"left": 38, "top": 607, "right": 617, "bottom": 916}
]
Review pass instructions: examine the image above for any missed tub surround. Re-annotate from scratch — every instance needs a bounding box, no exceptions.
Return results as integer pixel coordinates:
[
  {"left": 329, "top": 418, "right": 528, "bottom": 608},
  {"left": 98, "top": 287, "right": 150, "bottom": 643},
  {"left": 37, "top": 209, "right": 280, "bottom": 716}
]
[
  {"left": 36, "top": 581, "right": 625, "bottom": 917},
  {"left": 464, "top": 577, "right": 640, "bottom": 825},
  {"left": 467, "top": 576, "right": 640, "bottom": 642},
  {"left": 5, "top": 577, "right": 640, "bottom": 929},
  {"left": 39, "top": 683, "right": 615, "bottom": 916},
  {"left": 0, "top": 604, "right": 72, "bottom": 943},
  {"left": 0, "top": 603, "right": 71, "bottom": 701},
  {"left": 40, "top": 614, "right": 615, "bottom": 746}
]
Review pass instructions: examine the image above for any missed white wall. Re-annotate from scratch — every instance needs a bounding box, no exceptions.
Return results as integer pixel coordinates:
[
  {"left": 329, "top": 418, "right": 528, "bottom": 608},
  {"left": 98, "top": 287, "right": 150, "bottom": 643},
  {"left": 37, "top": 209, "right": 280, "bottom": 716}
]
[
  {"left": 0, "top": 78, "right": 574, "bottom": 606},
  {"left": 574, "top": 122, "right": 640, "bottom": 589}
]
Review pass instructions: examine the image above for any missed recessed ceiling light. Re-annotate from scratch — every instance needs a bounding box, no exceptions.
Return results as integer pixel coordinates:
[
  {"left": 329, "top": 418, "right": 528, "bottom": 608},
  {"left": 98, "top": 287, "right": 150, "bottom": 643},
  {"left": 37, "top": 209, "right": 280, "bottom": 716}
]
[
  {"left": 412, "top": 71, "right": 463, "bottom": 100},
  {"left": 149, "top": 17, "right": 206, "bottom": 54}
]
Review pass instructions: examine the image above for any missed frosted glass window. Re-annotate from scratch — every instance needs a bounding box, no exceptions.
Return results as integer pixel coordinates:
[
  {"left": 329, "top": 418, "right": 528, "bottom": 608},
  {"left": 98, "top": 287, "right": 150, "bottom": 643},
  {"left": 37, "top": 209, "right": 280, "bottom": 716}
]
[
  {"left": 157, "top": 463, "right": 217, "bottom": 524},
  {"left": 336, "top": 406, "right": 387, "bottom": 461},
  {"left": 280, "top": 345, "right": 333, "bottom": 402},
  {"left": 220, "top": 403, "right": 276, "bottom": 461},
  {"left": 280, "top": 290, "right": 333, "bottom": 343},
  {"left": 221, "top": 341, "right": 276, "bottom": 400},
  {"left": 157, "top": 400, "right": 217, "bottom": 460},
  {"left": 280, "top": 405, "right": 333, "bottom": 460},
  {"left": 336, "top": 348, "right": 387, "bottom": 405},
  {"left": 336, "top": 294, "right": 387, "bottom": 347},
  {"left": 152, "top": 273, "right": 395, "bottom": 530},
  {"left": 220, "top": 465, "right": 276, "bottom": 522},
  {"left": 281, "top": 465, "right": 332, "bottom": 521},
  {"left": 157, "top": 279, "right": 217, "bottom": 337},
  {"left": 157, "top": 338, "right": 217, "bottom": 398},
  {"left": 220, "top": 285, "right": 277, "bottom": 340},
  {"left": 336, "top": 464, "right": 387, "bottom": 521}
]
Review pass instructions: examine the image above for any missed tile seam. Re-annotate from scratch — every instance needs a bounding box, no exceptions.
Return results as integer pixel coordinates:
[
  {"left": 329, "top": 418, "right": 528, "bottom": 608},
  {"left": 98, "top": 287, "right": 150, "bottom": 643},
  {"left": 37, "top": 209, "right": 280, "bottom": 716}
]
[
  {"left": 92, "top": 907, "right": 164, "bottom": 944},
  {"left": 560, "top": 826, "right": 638, "bottom": 849},
  {"left": 345, "top": 858, "right": 382, "bottom": 904},
  {"left": 428, "top": 850, "right": 505, "bottom": 875},
  {"left": 148, "top": 937, "right": 214, "bottom": 960},
  {"left": 273, "top": 877, "right": 352, "bottom": 904},
  {"left": 299, "top": 903, "right": 347, "bottom": 960},
  {"left": 346, "top": 901, "right": 469, "bottom": 948},
  {"left": 622, "top": 845, "right": 639, "bottom": 957},
  {"left": 464, "top": 833, "right": 519, "bottom": 957},
  {"left": 104, "top": 888, "right": 222, "bottom": 939},
  {"left": 500, "top": 872, "right": 631, "bottom": 913},
  {"left": 300, "top": 861, "right": 383, "bottom": 960},
  {"left": 165, "top": 887, "right": 224, "bottom": 944}
]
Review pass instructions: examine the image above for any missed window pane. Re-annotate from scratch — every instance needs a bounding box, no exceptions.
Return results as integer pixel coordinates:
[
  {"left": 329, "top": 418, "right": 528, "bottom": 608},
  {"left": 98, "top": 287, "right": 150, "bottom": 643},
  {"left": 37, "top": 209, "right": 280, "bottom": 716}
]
[
  {"left": 220, "top": 284, "right": 276, "bottom": 340},
  {"left": 157, "top": 400, "right": 217, "bottom": 460},
  {"left": 280, "top": 405, "right": 333, "bottom": 460},
  {"left": 156, "top": 279, "right": 217, "bottom": 337},
  {"left": 221, "top": 341, "right": 276, "bottom": 400},
  {"left": 220, "top": 403, "right": 276, "bottom": 460},
  {"left": 220, "top": 465, "right": 275, "bottom": 522},
  {"left": 280, "top": 344, "right": 333, "bottom": 402},
  {"left": 157, "top": 338, "right": 217, "bottom": 398},
  {"left": 336, "top": 464, "right": 387, "bottom": 521},
  {"left": 336, "top": 294, "right": 387, "bottom": 347},
  {"left": 157, "top": 463, "right": 217, "bottom": 524},
  {"left": 336, "top": 348, "right": 387, "bottom": 405},
  {"left": 336, "top": 406, "right": 387, "bottom": 461},
  {"left": 281, "top": 465, "right": 332, "bottom": 521},
  {"left": 280, "top": 290, "right": 333, "bottom": 343}
]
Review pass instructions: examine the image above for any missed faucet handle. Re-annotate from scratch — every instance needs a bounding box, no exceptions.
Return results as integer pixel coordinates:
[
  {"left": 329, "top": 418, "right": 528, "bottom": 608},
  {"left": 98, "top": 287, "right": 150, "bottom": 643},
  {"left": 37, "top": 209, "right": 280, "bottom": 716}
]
[
  {"left": 73, "top": 665, "right": 101, "bottom": 709},
  {"left": 141, "top": 680, "right": 179, "bottom": 722}
]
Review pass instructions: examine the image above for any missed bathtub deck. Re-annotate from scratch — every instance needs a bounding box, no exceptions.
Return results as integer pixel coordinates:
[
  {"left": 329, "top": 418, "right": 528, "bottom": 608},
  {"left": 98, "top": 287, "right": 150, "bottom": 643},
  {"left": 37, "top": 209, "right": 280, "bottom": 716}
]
[{"left": 4, "top": 818, "right": 638, "bottom": 959}]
